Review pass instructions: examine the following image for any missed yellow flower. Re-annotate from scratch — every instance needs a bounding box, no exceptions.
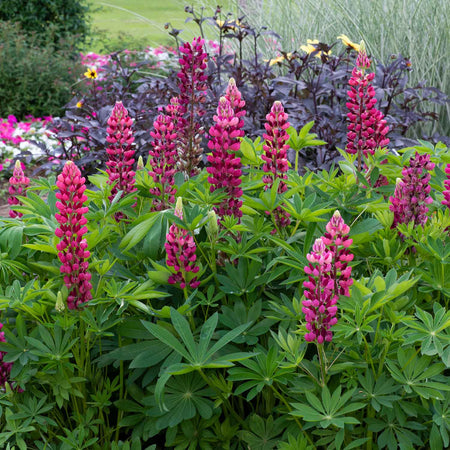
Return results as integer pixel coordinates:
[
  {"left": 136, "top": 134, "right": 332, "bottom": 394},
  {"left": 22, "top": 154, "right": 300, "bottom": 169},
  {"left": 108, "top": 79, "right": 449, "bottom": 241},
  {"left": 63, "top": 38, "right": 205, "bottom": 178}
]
[
  {"left": 300, "top": 39, "right": 331, "bottom": 59},
  {"left": 337, "top": 34, "right": 360, "bottom": 52},
  {"left": 76, "top": 101, "right": 83, "bottom": 108},
  {"left": 216, "top": 18, "right": 242, "bottom": 32},
  {"left": 84, "top": 68, "right": 97, "bottom": 79},
  {"left": 264, "top": 53, "right": 293, "bottom": 66}
]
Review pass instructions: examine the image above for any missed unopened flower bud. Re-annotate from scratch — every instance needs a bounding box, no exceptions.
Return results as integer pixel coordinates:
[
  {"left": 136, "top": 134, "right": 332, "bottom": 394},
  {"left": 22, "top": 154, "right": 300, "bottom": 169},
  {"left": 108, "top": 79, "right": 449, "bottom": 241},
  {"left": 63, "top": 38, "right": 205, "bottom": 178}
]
[
  {"left": 206, "top": 210, "right": 219, "bottom": 239},
  {"left": 137, "top": 155, "right": 145, "bottom": 170},
  {"left": 55, "top": 291, "right": 65, "bottom": 312}
]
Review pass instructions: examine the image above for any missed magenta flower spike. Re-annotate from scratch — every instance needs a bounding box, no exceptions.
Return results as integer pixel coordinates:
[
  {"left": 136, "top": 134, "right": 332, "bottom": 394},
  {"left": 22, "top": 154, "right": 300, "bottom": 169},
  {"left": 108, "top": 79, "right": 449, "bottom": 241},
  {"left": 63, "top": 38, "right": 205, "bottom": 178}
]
[
  {"left": 149, "top": 113, "right": 178, "bottom": 210},
  {"left": 224, "top": 78, "right": 246, "bottom": 128},
  {"left": 302, "top": 211, "right": 353, "bottom": 343},
  {"left": 389, "top": 152, "right": 435, "bottom": 228},
  {"left": 165, "top": 198, "right": 200, "bottom": 289},
  {"left": 442, "top": 163, "right": 450, "bottom": 209},
  {"left": 0, "top": 323, "right": 12, "bottom": 388},
  {"left": 207, "top": 96, "right": 243, "bottom": 220},
  {"left": 55, "top": 161, "right": 92, "bottom": 310},
  {"left": 176, "top": 37, "right": 208, "bottom": 177},
  {"left": 106, "top": 102, "right": 136, "bottom": 206},
  {"left": 8, "top": 160, "right": 30, "bottom": 218},
  {"left": 346, "top": 45, "right": 389, "bottom": 169},
  {"left": 262, "top": 101, "right": 291, "bottom": 231}
]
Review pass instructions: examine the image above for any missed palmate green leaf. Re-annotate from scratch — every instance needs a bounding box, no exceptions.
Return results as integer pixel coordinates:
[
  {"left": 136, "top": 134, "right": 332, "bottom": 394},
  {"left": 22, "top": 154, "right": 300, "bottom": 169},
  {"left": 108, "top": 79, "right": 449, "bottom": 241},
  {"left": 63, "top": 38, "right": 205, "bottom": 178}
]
[{"left": 291, "top": 386, "right": 365, "bottom": 428}]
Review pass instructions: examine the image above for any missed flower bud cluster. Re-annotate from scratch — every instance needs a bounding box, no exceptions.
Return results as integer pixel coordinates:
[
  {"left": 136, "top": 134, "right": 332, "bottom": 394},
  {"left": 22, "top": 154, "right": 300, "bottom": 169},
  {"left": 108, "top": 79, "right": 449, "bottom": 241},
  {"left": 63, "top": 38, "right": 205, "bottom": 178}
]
[
  {"left": 106, "top": 102, "right": 136, "bottom": 208},
  {"left": 262, "top": 101, "right": 291, "bottom": 231},
  {"left": 55, "top": 161, "right": 92, "bottom": 310},
  {"left": 165, "top": 198, "right": 200, "bottom": 289},
  {"left": 302, "top": 211, "right": 353, "bottom": 343},
  {"left": 176, "top": 37, "right": 208, "bottom": 177},
  {"left": 8, "top": 160, "right": 29, "bottom": 218},
  {"left": 346, "top": 49, "right": 389, "bottom": 159},
  {"left": 442, "top": 163, "right": 450, "bottom": 209},
  {"left": 149, "top": 114, "right": 177, "bottom": 210},
  {"left": 207, "top": 96, "right": 244, "bottom": 220},
  {"left": 389, "top": 152, "right": 435, "bottom": 228}
]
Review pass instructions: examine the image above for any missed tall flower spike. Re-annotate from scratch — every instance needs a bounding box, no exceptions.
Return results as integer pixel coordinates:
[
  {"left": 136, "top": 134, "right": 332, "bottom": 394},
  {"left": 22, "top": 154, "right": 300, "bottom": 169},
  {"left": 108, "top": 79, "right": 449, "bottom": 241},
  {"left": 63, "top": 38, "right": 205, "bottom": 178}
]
[
  {"left": 55, "top": 161, "right": 92, "bottom": 310},
  {"left": 442, "top": 163, "right": 450, "bottom": 210},
  {"left": 165, "top": 197, "right": 200, "bottom": 289},
  {"left": 8, "top": 160, "right": 29, "bottom": 218},
  {"left": 346, "top": 43, "right": 389, "bottom": 169},
  {"left": 262, "top": 101, "right": 291, "bottom": 231},
  {"left": 302, "top": 211, "right": 353, "bottom": 343},
  {"left": 207, "top": 96, "right": 243, "bottom": 220},
  {"left": 176, "top": 37, "right": 208, "bottom": 178},
  {"left": 389, "top": 152, "right": 435, "bottom": 228},
  {"left": 106, "top": 101, "right": 136, "bottom": 215},
  {"left": 0, "top": 322, "right": 12, "bottom": 388},
  {"left": 149, "top": 113, "right": 178, "bottom": 211}
]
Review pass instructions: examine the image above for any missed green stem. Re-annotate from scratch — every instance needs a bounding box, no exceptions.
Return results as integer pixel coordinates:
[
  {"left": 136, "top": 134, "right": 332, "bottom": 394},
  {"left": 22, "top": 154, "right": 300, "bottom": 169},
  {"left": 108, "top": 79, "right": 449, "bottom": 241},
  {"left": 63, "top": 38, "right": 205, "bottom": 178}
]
[
  {"left": 269, "top": 384, "right": 315, "bottom": 446},
  {"left": 316, "top": 343, "right": 327, "bottom": 387}
]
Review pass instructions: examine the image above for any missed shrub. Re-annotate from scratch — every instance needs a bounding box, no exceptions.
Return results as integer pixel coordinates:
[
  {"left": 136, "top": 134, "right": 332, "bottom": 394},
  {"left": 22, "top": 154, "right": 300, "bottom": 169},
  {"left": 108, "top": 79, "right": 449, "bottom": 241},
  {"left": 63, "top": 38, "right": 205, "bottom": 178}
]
[
  {"left": 0, "top": 21, "right": 84, "bottom": 119},
  {"left": 0, "top": 0, "right": 90, "bottom": 49}
]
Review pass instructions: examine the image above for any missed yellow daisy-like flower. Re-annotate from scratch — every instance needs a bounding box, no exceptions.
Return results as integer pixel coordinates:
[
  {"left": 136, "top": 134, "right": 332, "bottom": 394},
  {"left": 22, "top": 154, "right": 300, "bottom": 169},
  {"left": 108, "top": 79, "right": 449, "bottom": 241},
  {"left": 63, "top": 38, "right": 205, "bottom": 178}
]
[
  {"left": 300, "top": 39, "right": 331, "bottom": 59},
  {"left": 264, "top": 53, "right": 293, "bottom": 66},
  {"left": 84, "top": 68, "right": 97, "bottom": 79},
  {"left": 76, "top": 101, "right": 83, "bottom": 108},
  {"left": 337, "top": 34, "right": 360, "bottom": 52},
  {"left": 216, "top": 18, "right": 242, "bottom": 32}
]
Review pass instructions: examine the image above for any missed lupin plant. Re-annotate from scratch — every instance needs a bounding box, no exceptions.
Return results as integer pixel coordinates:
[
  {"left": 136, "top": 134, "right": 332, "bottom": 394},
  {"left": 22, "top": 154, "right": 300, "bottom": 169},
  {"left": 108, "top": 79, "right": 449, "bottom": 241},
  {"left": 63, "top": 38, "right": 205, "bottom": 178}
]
[
  {"left": 8, "top": 160, "right": 30, "bottom": 218},
  {"left": 0, "top": 322, "right": 12, "bottom": 388},
  {"left": 148, "top": 113, "right": 178, "bottom": 210},
  {"left": 346, "top": 41, "right": 390, "bottom": 171},
  {"left": 165, "top": 197, "right": 200, "bottom": 294},
  {"left": 442, "top": 163, "right": 450, "bottom": 209},
  {"left": 302, "top": 211, "right": 353, "bottom": 345},
  {"left": 207, "top": 96, "right": 244, "bottom": 221},
  {"left": 105, "top": 101, "right": 136, "bottom": 211},
  {"left": 55, "top": 161, "right": 92, "bottom": 310},
  {"left": 262, "top": 100, "right": 291, "bottom": 232},
  {"left": 176, "top": 37, "right": 208, "bottom": 177},
  {"left": 389, "top": 152, "right": 435, "bottom": 228}
]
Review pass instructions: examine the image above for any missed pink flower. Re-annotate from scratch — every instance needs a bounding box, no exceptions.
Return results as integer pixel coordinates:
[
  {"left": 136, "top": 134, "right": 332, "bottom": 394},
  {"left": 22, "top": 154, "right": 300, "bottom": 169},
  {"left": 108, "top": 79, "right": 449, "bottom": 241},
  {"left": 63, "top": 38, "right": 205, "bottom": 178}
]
[
  {"left": 106, "top": 102, "right": 136, "bottom": 213},
  {"left": 165, "top": 198, "right": 200, "bottom": 289},
  {"left": 442, "top": 163, "right": 450, "bottom": 209},
  {"left": 0, "top": 323, "right": 12, "bottom": 388},
  {"left": 55, "top": 161, "right": 92, "bottom": 310},
  {"left": 389, "top": 152, "right": 435, "bottom": 228},
  {"left": 207, "top": 96, "right": 243, "bottom": 220},
  {"left": 148, "top": 113, "right": 178, "bottom": 210},
  {"left": 262, "top": 101, "right": 291, "bottom": 231},
  {"left": 176, "top": 37, "right": 208, "bottom": 177},
  {"left": 8, "top": 160, "right": 30, "bottom": 218},
  {"left": 346, "top": 47, "right": 389, "bottom": 164},
  {"left": 302, "top": 211, "right": 353, "bottom": 343}
]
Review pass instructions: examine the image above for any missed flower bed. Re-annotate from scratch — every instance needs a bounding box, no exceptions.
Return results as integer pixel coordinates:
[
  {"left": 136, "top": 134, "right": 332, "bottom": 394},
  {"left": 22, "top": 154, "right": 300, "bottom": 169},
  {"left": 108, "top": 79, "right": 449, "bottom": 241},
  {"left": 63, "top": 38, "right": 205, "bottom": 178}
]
[{"left": 0, "top": 18, "right": 449, "bottom": 449}]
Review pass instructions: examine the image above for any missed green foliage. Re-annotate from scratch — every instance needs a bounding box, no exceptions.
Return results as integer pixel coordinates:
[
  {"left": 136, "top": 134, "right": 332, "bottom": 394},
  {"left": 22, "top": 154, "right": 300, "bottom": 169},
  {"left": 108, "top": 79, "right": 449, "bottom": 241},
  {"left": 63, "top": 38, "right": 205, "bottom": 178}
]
[
  {"left": 0, "top": 138, "right": 450, "bottom": 448},
  {"left": 0, "top": 0, "right": 90, "bottom": 49},
  {"left": 0, "top": 21, "right": 84, "bottom": 119}
]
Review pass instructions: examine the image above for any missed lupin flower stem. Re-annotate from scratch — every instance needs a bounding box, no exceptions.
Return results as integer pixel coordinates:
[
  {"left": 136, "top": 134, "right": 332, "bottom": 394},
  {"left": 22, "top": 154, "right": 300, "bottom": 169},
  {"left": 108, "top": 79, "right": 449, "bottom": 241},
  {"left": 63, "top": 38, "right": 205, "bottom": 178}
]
[
  {"left": 105, "top": 101, "right": 136, "bottom": 218},
  {"left": 55, "top": 161, "right": 92, "bottom": 310},
  {"left": 176, "top": 37, "right": 208, "bottom": 178},
  {"left": 346, "top": 42, "right": 389, "bottom": 172},
  {"left": 207, "top": 96, "right": 244, "bottom": 221},
  {"left": 8, "top": 160, "right": 29, "bottom": 218}
]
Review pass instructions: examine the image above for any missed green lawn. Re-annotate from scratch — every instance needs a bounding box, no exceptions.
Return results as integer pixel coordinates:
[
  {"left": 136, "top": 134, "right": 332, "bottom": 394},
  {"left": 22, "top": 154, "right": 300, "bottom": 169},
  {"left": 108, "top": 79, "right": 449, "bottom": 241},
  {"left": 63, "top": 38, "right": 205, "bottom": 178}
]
[{"left": 88, "top": 0, "right": 236, "bottom": 51}]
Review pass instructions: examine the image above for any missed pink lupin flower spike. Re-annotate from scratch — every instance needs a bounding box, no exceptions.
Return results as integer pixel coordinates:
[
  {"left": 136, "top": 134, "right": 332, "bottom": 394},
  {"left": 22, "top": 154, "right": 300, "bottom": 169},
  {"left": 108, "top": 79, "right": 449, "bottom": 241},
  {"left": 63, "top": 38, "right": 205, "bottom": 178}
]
[
  {"left": 262, "top": 100, "right": 291, "bottom": 232},
  {"left": 441, "top": 163, "right": 450, "bottom": 210},
  {"left": 149, "top": 113, "right": 178, "bottom": 211},
  {"left": 105, "top": 101, "right": 136, "bottom": 216},
  {"left": 0, "top": 322, "right": 12, "bottom": 388},
  {"left": 165, "top": 197, "right": 200, "bottom": 290},
  {"left": 302, "top": 211, "right": 353, "bottom": 343},
  {"left": 389, "top": 152, "right": 435, "bottom": 228},
  {"left": 8, "top": 160, "right": 29, "bottom": 218},
  {"left": 346, "top": 43, "right": 389, "bottom": 170},
  {"left": 55, "top": 161, "right": 92, "bottom": 310},
  {"left": 176, "top": 37, "right": 208, "bottom": 177},
  {"left": 207, "top": 96, "right": 244, "bottom": 221}
]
